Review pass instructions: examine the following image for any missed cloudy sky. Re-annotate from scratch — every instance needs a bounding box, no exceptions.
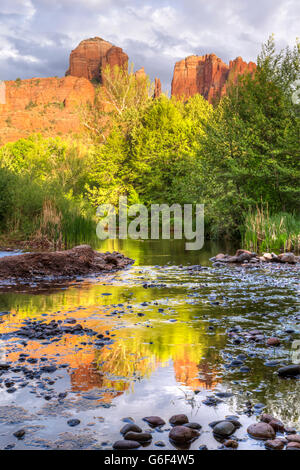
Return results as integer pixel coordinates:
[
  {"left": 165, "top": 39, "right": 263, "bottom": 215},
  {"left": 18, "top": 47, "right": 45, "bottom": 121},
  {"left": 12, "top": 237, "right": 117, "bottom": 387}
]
[{"left": 0, "top": 0, "right": 299, "bottom": 90}]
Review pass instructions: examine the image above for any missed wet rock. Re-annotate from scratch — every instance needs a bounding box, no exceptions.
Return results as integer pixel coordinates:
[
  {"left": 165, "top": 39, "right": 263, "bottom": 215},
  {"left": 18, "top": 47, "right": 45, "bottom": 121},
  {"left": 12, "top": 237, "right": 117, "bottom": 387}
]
[
  {"left": 213, "top": 421, "right": 235, "bottom": 438},
  {"left": 154, "top": 440, "right": 166, "bottom": 447},
  {"left": 277, "top": 365, "right": 300, "bottom": 377},
  {"left": 143, "top": 416, "right": 165, "bottom": 427},
  {"left": 202, "top": 396, "right": 222, "bottom": 406},
  {"left": 286, "top": 435, "right": 300, "bottom": 443},
  {"left": 265, "top": 439, "right": 285, "bottom": 450},
  {"left": 199, "top": 445, "right": 208, "bottom": 450},
  {"left": 120, "top": 423, "right": 142, "bottom": 435},
  {"left": 184, "top": 422, "right": 202, "bottom": 430},
  {"left": 269, "top": 419, "right": 285, "bottom": 433},
  {"left": 284, "top": 427, "right": 297, "bottom": 434},
  {"left": 267, "top": 337, "right": 281, "bottom": 347},
  {"left": 113, "top": 440, "right": 140, "bottom": 449},
  {"left": 13, "top": 429, "right": 26, "bottom": 439},
  {"left": 67, "top": 419, "right": 80, "bottom": 427},
  {"left": 169, "top": 414, "right": 189, "bottom": 425},
  {"left": 286, "top": 442, "right": 300, "bottom": 450},
  {"left": 247, "top": 423, "right": 276, "bottom": 440},
  {"left": 278, "top": 253, "right": 297, "bottom": 264},
  {"left": 224, "top": 439, "right": 239, "bottom": 449},
  {"left": 169, "top": 426, "right": 200, "bottom": 444},
  {"left": 124, "top": 432, "right": 152, "bottom": 442}
]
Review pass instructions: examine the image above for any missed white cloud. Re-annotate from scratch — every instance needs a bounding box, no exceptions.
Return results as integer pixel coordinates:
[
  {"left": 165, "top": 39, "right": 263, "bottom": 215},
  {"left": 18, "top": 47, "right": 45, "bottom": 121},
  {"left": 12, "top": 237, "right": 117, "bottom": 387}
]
[{"left": 0, "top": 0, "right": 299, "bottom": 87}]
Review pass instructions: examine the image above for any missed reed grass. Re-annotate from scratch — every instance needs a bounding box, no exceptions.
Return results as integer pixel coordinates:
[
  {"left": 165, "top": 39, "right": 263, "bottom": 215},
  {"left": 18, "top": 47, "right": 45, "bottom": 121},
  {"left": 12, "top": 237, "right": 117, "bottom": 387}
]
[{"left": 243, "top": 206, "right": 300, "bottom": 253}]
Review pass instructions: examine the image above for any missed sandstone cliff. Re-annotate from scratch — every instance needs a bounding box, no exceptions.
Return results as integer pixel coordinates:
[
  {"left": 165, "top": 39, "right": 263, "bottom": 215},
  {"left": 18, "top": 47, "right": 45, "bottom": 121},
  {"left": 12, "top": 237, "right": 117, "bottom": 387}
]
[
  {"left": 171, "top": 54, "right": 256, "bottom": 102},
  {"left": 0, "top": 76, "right": 95, "bottom": 144},
  {"left": 66, "top": 37, "right": 128, "bottom": 82}
]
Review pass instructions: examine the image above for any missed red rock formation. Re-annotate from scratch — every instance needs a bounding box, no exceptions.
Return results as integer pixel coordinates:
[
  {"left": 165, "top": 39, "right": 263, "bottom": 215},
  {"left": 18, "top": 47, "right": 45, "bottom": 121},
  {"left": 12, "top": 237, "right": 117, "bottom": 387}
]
[
  {"left": 171, "top": 54, "right": 256, "bottom": 103},
  {"left": 154, "top": 77, "right": 162, "bottom": 98},
  {"left": 66, "top": 37, "right": 128, "bottom": 82},
  {"left": 0, "top": 76, "right": 95, "bottom": 144}
]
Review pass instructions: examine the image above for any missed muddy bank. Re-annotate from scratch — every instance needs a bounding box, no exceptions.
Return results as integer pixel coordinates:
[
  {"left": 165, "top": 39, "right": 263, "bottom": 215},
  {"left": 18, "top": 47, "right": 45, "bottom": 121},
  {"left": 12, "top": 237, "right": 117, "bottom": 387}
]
[{"left": 0, "top": 245, "right": 134, "bottom": 282}]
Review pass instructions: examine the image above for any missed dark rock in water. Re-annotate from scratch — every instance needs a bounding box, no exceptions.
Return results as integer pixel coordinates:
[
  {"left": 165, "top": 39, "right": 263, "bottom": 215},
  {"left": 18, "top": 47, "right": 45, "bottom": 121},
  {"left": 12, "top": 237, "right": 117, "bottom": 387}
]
[
  {"left": 143, "top": 416, "right": 165, "bottom": 427},
  {"left": 13, "top": 429, "right": 25, "bottom": 439},
  {"left": 213, "top": 421, "right": 235, "bottom": 438},
  {"left": 240, "top": 366, "right": 251, "bottom": 373},
  {"left": 184, "top": 422, "right": 202, "bottom": 430},
  {"left": 120, "top": 423, "right": 142, "bottom": 435},
  {"left": 215, "top": 392, "right": 233, "bottom": 398},
  {"left": 224, "top": 439, "right": 239, "bottom": 449},
  {"left": 202, "top": 396, "right": 222, "bottom": 406},
  {"left": 267, "top": 337, "right": 281, "bottom": 347},
  {"left": 169, "top": 426, "right": 200, "bottom": 444},
  {"left": 113, "top": 440, "right": 140, "bottom": 449},
  {"left": 40, "top": 365, "right": 57, "bottom": 373},
  {"left": 0, "top": 363, "right": 10, "bottom": 370},
  {"left": 199, "top": 445, "right": 208, "bottom": 450},
  {"left": 286, "top": 442, "right": 300, "bottom": 450},
  {"left": 124, "top": 432, "right": 152, "bottom": 442},
  {"left": 265, "top": 439, "right": 285, "bottom": 450},
  {"left": 286, "top": 435, "right": 300, "bottom": 443},
  {"left": 277, "top": 365, "right": 300, "bottom": 377},
  {"left": 154, "top": 440, "right": 166, "bottom": 447},
  {"left": 169, "top": 414, "right": 189, "bottom": 425},
  {"left": 284, "top": 427, "right": 297, "bottom": 435},
  {"left": 269, "top": 419, "right": 285, "bottom": 433},
  {"left": 67, "top": 419, "right": 80, "bottom": 427},
  {"left": 247, "top": 423, "right": 276, "bottom": 440}
]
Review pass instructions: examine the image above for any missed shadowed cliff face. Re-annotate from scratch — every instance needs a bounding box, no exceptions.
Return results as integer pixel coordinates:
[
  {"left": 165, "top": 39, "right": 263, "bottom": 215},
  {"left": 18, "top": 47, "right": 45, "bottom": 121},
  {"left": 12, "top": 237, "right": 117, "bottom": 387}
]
[
  {"left": 66, "top": 37, "right": 129, "bottom": 82},
  {"left": 171, "top": 54, "right": 256, "bottom": 102}
]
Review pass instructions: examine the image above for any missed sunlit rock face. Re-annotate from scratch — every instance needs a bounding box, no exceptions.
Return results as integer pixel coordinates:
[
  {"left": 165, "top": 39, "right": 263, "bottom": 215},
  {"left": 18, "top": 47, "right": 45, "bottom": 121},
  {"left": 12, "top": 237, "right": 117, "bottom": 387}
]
[
  {"left": 66, "top": 37, "right": 129, "bottom": 82},
  {"left": 0, "top": 76, "right": 95, "bottom": 144},
  {"left": 171, "top": 54, "right": 256, "bottom": 103}
]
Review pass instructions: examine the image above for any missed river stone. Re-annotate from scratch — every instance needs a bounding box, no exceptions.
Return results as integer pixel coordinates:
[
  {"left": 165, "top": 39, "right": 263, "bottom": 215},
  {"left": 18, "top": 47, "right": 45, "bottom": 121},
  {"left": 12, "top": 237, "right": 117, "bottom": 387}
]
[
  {"left": 267, "top": 337, "right": 281, "bottom": 347},
  {"left": 113, "top": 440, "right": 141, "bottom": 449},
  {"left": 13, "top": 429, "right": 25, "bottom": 439},
  {"left": 169, "top": 426, "right": 200, "bottom": 443},
  {"left": 247, "top": 423, "right": 276, "bottom": 440},
  {"left": 143, "top": 416, "right": 165, "bottom": 427},
  {"left": 269, "top": 419, "right": 285, "bottom": 433},
  {"left": 184, "top": 422, "right": 202, "bottom": 430},
  {"left": 278, "top": 253, "right": 296, "bottom": 264},
  {"left": 224, "top": 439, "right": 239, "bottom": 449},
  {"left": 120, "top": 423, "right": 142, "bottom": 435},
  {"left": 286, "top": 442, "right": 300, "bottom": 450},
  {"left": 286, "top": 435, "right": 300, "bottom": 443},
  {"left": 213, "top": 421, "right": 235, "bottom": 437},
  {"left": 124, "top": 432, "right": 152, "bottom": 442},
  {"left": 265, "top": 439, "right": 285, "bottom": 450},
  {"left": 277, "top": 365, "right": 300, "bottom": 377},
  {"left": 169, "top": 414, "right": 189, "bottom": 425}
]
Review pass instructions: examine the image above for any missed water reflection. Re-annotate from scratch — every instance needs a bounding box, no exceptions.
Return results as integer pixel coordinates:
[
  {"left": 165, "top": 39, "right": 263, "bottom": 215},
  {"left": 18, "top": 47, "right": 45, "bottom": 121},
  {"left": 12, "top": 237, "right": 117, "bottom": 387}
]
[{"left": 0, "top": 240, "right": 299, "bottom": 449}]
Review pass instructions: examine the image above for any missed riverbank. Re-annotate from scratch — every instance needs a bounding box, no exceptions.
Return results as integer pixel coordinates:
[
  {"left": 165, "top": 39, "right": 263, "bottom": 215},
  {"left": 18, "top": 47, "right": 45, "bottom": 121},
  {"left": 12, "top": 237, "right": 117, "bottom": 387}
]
[{"left": 0, "top": 245, "right": 134, "bottom": 283}]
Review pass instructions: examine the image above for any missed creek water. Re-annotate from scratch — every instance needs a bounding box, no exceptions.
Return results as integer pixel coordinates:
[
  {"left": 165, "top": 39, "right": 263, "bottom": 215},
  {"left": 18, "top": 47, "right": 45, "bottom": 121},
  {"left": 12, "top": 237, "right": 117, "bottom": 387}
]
[{"left": 0, "top": 239, "right": 299, "bottom": 450}]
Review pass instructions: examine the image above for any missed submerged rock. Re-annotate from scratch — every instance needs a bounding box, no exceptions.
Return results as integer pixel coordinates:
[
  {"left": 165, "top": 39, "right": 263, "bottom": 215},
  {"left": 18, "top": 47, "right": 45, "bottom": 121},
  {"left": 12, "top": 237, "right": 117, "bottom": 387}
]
[
  {"left": 113, "top": 440, "right": 140, "bottom": 449},
  {"left": 143, "top": 416, "right": 165, "bottom": 427},
  {"left": 277, "top": 365, "right": 300, "bottom": 377},
  {"left": 169, "top": 414, "right": 189, "bottom": 426}
]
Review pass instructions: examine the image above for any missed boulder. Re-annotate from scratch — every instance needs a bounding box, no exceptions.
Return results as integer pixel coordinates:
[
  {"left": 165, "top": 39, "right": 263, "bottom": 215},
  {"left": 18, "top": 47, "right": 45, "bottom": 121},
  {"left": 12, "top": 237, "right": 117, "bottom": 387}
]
[
  {"left": 267, "top": 337, "right": 281, "bottom": 347},
  {"left": 169, "top": 426, "right": 200, "bottom": 444},
  {"left": 278, "top": 253, "right": 297, "bottom": 264},
  {"left": 213, "top": 421, "right": 236, "bottom": 437},
  {"left": 247, "top": 423, "right": 276, "bottom": 440},
  {"left": 265, "top": 439, "right": 285, "bottom": 450},
  {"left": 124, "top": 432, "right": 152, "bottom": 442},
  {"left": 113, "top": 440, "right": 140, "bottom": 449},
  {"left": 169, "top": 414, "right": 189, "bottom": 425},
  {"left": 277, "top": 365, "right": 300, "bottom": 377},
  {"left": 143, "top": 416, "right": 165, "bottom": 427}
]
